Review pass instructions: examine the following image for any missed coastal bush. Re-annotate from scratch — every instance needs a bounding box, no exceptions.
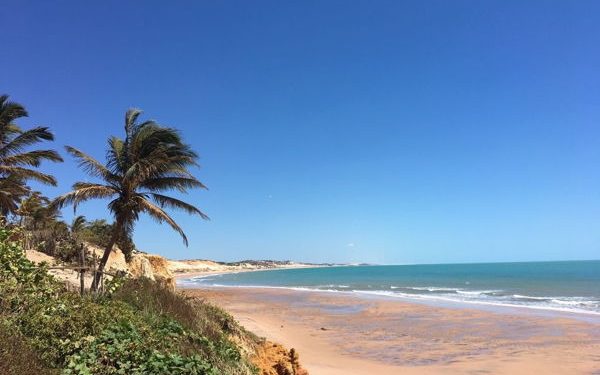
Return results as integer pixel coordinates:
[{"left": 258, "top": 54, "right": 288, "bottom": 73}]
[
  {"left": 76, "top": 219, "right": 114, "bottom": 249},
  {"left": 63, "top": 321, "right": 215, "bottom": 375},
  {"left": 0, "top": 227, "right": 258, "bottom": 374},
  {"left": 0, "top": 322, "right": 58, "bottom": 375},
  {"left": 113, "top": 278, "right": 241, "bottom": 340},
  {"left": 112, "top": 278, "right": 256, "bottom": 374}
]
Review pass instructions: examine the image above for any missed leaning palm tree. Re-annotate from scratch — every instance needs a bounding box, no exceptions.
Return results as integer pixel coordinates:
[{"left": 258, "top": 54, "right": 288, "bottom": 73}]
[
  {"left": 53, "top": 109, "right": 208, "bottom": 290},
  {"left": 0, "top": 95, "right": 63, "bottom": 216}
]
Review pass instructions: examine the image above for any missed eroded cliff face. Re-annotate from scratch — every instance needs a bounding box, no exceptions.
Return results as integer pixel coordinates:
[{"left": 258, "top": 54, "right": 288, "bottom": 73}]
[{"left": 139, "top": 254, "right": 175, "bottom": 289}]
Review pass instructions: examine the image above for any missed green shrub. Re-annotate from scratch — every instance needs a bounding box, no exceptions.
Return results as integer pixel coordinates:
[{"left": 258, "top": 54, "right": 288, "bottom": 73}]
[
  {"left": 77, "top": 219, "right": 114, "bottom": 249},
  {"left": 112, "top": 279, "right": 255, "bottom": 374},
  {"left": 113, "top": 278, "right": 239, "bottom": 340},
  {"left": 0, "top": 226, "right": 257, "bottom": 374},
  {"left": 64, "top": 321, "right": 215, "bottom": 375},
  {"left": 0, "top": 322, "right": 58, "bottom": 375}
]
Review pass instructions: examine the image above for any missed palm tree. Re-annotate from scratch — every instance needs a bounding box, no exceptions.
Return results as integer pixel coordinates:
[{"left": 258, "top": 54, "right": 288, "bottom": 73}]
[
  {"left": 70, "top": 215, "right": 87, "bottom": 242},
  {"left": 18, "top": 191, "right": 52, "bottom": 228},
  {"left": 53, "top": 109, "right": 208, "bottom": 290},
  {"left": 18, "top": 191, "right": 66, "bottom": 253},
  {"left": 0, "top": 95, "right": 63, "bottom": 216}
]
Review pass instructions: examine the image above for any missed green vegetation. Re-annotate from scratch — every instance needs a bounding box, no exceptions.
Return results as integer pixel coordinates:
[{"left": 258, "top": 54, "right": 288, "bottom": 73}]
[
  {"left": 0, "top": 322, "right": 58, "bottom": 375},
  {"left": 75, "top": 218, "right": 115, "bottom": 249},
  {"left": 53, "top": 108, "right": 209, "bottom": 290},
  {"left": 16, "top": 195, "right": 129, "bottom": 263},
  {"left": 0, "top": 227, "right": 258, "bottom": 374}
]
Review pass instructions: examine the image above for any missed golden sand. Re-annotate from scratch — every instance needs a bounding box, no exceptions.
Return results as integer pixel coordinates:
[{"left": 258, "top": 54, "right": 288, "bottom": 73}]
[{"left": 183, "top": 287, "right": 600, "bottom": 375}]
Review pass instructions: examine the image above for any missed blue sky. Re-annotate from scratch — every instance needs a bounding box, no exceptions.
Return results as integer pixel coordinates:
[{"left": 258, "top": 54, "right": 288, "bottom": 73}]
[{"left": 2, "top": 1, "right": 599, "bottom": 264}]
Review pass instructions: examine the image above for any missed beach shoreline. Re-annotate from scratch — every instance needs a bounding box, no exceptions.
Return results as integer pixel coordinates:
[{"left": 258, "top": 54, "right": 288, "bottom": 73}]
[
  {"left": 178, "top": 282, "right": 600, "bottom": 324},
  {"left": 175, "top": 261, "right": 600, "bottom": 319},
  {"left": 181, "top": 285, "right": 600, "bottom": 375}
]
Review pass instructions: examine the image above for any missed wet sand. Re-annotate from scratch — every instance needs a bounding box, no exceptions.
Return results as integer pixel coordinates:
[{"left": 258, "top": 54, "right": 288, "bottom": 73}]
[{"left": 182, "top": 287, "right": 600, "bottom": 375}]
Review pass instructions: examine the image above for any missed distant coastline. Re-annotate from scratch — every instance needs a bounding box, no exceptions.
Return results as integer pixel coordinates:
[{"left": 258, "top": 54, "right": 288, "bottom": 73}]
[{"left": 168, "top": 258, "right": 339, "bottom": 278}]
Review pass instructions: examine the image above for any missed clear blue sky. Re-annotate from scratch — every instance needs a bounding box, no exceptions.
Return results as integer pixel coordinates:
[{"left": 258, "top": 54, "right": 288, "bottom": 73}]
[{"left": 2, "top": 1, "right": 599, "bottom": 264}]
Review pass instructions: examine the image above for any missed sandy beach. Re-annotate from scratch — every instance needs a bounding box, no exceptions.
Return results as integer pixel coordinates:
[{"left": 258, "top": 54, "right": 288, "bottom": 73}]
[{"left": 182, "top": 286, "right": 600, "bottom": 375}]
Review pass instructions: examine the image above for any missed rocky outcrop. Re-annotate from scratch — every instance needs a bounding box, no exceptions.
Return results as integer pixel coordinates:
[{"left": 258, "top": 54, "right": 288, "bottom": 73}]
[
  {"left": 215, "top": 304, "right": 308, "bottom": 375},
  {"left": 106, "top": 249, "right": 175, "bottom": 290},
  {"left": 127, "top": 254, "right": 154, "bottom": 279},
  {"left": 139, "top": 254, "right": 175, "bottom": 289},
  {"left": 251, "top": 341, "right": 308, "bottom": 375}
]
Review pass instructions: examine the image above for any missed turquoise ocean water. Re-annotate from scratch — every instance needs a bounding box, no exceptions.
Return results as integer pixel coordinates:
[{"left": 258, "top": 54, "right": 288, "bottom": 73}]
[{"left": 180, "top": 261, "right": 600, "bottom": 315}]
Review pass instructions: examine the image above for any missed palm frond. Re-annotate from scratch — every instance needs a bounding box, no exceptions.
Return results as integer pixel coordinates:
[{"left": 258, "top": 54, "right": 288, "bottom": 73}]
[
  {"left": 1, "top": 150, "right": 63, "bottom": 166},
  {"left": 141, "top": 176, "right": 207, "bottom": 192},
  {"left": 0, "top": 166, "right": 57, "bottom": 186},
  {"left": 123, "top": 146, "right": 169, "bottom": 181},
  {"left": 65, "top": 146, "right": 116, "bottom": 181},
  {"left": 106, "top": 136, "right": 125, "bottom": 174},
  {"left": 125, "top": 108, "right": 144, "bottom": 142},
  {"left": 125, "top": 108, "right": 143, "bottom": 129},
  {"left": 149, "top": 193, "right": 209, "bottom": 220},
  {"left": 0, "top": 175, "right": 30, "bottom": 215},
  {"left": 0, "top": 95, "right": 28, "bottom": 130},
  {"left": 137, "top": 196, "right": 189, "bottom": 245},
  {"left": 0, "top": 192, "right": 19, "bottom": 216},
  {"left": 0, "top": 127, "right": 55, "bottom": 157},
  {"left": 52, "top": 183, "right": 117, "bottom": 211}
]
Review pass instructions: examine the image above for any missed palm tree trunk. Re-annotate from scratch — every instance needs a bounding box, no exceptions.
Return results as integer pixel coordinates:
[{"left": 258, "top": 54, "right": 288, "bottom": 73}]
[{"left": 90, "top": 226, "right": 119, "bottom": 292}]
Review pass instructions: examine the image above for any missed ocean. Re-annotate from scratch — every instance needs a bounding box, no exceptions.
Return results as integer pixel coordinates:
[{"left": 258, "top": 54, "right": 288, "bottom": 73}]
[{"left": 179, "top": 260, "right": 600, "bottom": 315}]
